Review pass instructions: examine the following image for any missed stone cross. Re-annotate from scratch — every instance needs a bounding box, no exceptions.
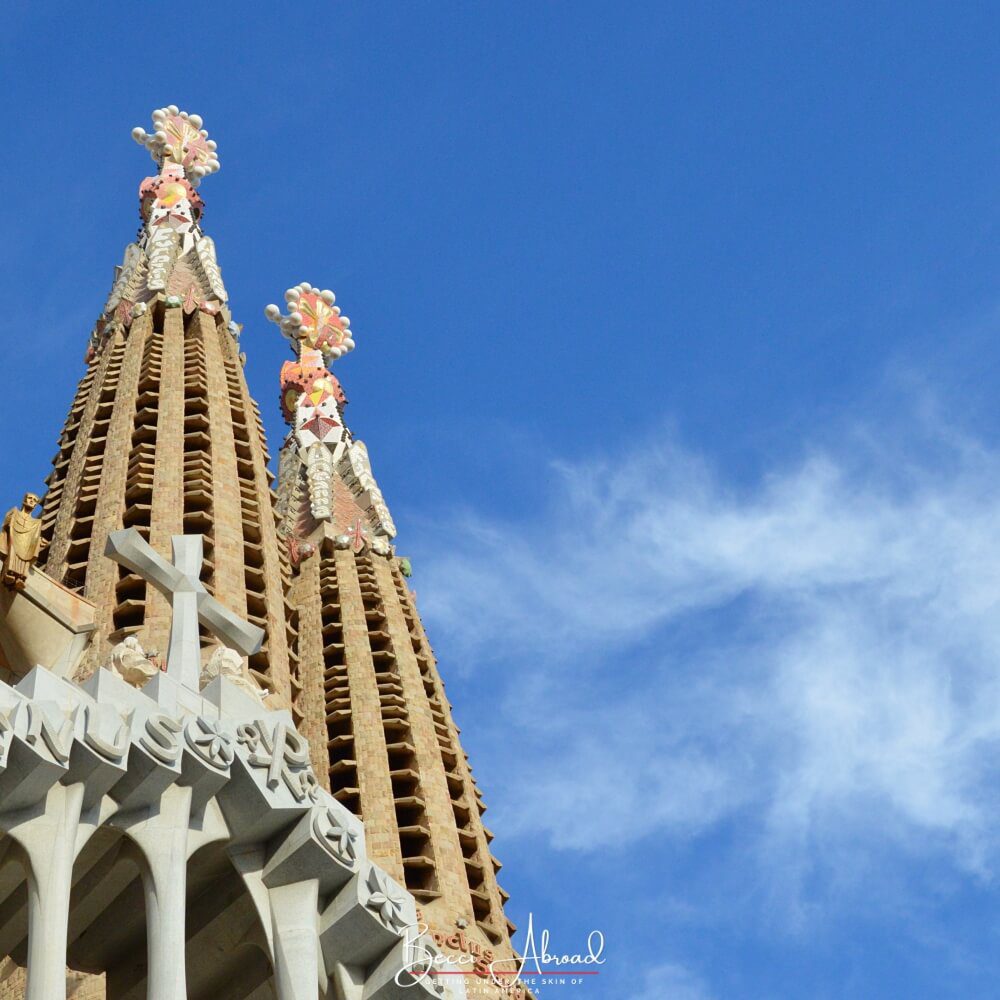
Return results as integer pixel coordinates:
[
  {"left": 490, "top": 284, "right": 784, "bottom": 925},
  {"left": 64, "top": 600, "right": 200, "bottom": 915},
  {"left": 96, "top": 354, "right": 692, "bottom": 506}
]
[{"left": 105, "top": 528, "right": 264, "bottom": 691}]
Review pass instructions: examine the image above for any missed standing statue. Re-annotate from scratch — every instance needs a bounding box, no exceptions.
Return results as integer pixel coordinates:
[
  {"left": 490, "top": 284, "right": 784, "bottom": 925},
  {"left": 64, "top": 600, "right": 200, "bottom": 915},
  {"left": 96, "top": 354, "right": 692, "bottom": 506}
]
[{"left": 0, "top": 493, "right": 42, "bottom": 589}]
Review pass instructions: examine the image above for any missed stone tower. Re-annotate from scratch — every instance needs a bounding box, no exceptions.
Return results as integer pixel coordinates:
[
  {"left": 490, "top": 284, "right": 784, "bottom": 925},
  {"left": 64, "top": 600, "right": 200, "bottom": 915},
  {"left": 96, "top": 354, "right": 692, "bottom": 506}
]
[
  {"left": 38, "top": 107, "right": 295, "bottom": 704},
  {"left": 0, "top": 107, "right": 530, "bottom": 999},
  {"left": 0, "top": 104, "right": 299, "bottom": 1000},
  {"left": 271, "top": 291, "right": 525, "bottom": 989}
]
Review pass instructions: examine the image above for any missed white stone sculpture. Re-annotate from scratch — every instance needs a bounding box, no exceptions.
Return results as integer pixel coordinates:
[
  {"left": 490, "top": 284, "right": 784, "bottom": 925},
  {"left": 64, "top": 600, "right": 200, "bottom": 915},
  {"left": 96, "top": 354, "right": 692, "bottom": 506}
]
[
  {"left": 341, "top": 439, "right": 397, "bottom": 539},
  {"left": 201, "top": 645, "right": 265, "bottom": 701},
  {"left": 106, "top": 635, "right": 158, "bottom": 687},
  {"left": 302, "top": 441, "right": 334, "bottom": 520}
]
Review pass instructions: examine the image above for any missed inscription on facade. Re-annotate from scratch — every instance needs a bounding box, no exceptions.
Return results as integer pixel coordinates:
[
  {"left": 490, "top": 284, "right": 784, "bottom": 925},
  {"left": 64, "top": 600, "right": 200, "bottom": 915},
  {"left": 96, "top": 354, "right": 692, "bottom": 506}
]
[{"left": 236, "top": 718, "right": 320, "bottom": 801}]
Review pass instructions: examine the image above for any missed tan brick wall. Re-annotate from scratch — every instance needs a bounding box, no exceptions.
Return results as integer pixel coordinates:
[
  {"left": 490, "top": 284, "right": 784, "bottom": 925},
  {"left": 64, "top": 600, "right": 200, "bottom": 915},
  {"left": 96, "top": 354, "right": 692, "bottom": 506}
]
[
  {"left": 220, "top": 312, "right": 293, "bottom": 704},
  {"left": 287, "top": 554, "right": 331, "bottom": 785},
  {"left": 145, "top": 307, "right": 186, "bottom": 651},
  {"left": 80, "top": 312, "right": 152, "bottom": 672},
  {"left": 43, "top": 336, "right": 122, "bottom": 576},
  {"left": 38, "top": 305, "right": 291, "bottom": 693},
  {"left": 202, "top": 311, "right": 249, "bottom": 622},
  {"left": 334, "top": 545, "right": 405, "bottom": 881},
  {"left": 290, "top": 543, "right": 526, "bottom": 996},
  {"left": 392, "top": 560, "right": 518, "bottom": 942},
  {"left": 373, "top": 554, "right": 467, "bottom": 911},
  {"left": 0, "top": 967, "right": 106, "bottom": 999}
]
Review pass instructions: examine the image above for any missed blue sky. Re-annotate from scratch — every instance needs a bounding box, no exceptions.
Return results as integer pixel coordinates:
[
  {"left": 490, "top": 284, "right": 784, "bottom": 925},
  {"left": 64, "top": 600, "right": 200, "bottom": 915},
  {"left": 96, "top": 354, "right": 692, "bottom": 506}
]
[{"left": 2, "top": 2, "right": 1000, "bottom": 997}]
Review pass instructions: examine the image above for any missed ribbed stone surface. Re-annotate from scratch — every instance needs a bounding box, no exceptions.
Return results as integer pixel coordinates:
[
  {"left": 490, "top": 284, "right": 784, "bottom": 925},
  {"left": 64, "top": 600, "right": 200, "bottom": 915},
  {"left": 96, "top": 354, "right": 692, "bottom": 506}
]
[
  {"left": 290, "top": 541, "right": 526, "bottom": 990},
  {"left": 37, "top": 304, "right": 292, "bottom": 698}
]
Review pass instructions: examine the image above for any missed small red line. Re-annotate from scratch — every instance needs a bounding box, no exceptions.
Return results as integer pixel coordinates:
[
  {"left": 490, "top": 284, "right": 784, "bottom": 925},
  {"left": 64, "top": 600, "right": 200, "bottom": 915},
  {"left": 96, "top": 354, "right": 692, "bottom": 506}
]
[{"left": 422, "top": 971, "right": 600, "bottom": 976}]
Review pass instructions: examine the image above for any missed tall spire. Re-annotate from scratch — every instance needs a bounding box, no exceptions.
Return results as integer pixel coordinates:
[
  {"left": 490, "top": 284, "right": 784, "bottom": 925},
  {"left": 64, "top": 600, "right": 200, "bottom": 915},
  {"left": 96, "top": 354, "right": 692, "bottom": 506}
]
[
  {"left": 94, "top": 107, "right": 227, "bottom": 361},
  {"left": 274, "top": 285, "right": 524, "bottom": 984},
  {"left": 38, "top": 108, "right": 295, "bottom": 702}
]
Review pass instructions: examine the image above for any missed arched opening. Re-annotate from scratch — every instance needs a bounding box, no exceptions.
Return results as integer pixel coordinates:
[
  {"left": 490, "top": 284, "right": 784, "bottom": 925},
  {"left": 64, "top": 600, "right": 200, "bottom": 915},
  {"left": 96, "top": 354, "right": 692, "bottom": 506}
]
[
  {"left": 59, "top": 826, "right": 274, "bottom": 999},
  {"left": 66, "top": 825, "right": 140, "bottom": 994},
  {"left": 167, "top": 840, "right": 274, "bottom": 999}
]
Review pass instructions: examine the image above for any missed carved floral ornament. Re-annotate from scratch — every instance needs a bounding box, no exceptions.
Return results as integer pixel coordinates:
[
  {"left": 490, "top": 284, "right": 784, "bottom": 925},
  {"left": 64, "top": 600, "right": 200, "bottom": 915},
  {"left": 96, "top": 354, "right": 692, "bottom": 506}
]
[
  {"left": 365, "top": 866, "right": 410, "bottom": 932},
  {"left": 185, "top": 715, "right": 235, "bottom": 770},
  {"left": 313, "top": 805, "right": 360, "bottom": 864},
  {"left": 131, "top": 106, "right": 220, "bottom": 182}
]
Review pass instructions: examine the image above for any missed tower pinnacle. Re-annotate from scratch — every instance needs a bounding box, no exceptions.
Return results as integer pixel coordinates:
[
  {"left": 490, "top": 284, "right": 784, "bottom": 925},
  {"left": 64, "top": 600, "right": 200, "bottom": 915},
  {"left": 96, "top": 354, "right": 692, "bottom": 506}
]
[
  {"left": 265, "top": 282, "right": 356, "bottom": 362},
  {"left": 131, "top": 105, "right": 220, "bottom": 182},
  {"left": 39, "top": 108, "right": 294, "bottom": 707},
  {"left": 95, "top": 107, "right": 227, "bottom": 352},
  {"left": 269, "top": 282, "right": 383, "bottom": 536}
]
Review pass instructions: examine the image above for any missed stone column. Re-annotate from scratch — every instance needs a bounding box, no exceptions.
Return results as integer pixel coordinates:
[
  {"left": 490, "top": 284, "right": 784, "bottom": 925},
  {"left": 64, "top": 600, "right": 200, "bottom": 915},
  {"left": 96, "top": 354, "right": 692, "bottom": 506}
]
[
  {"left": 126, "top": 784, "right": 193, "bottom": 1000},
  {"left": 270, "top": 881, "right": 320, "bottom": 1000},
  {"left": 15, "top": 782, "right": 86, "bottom": 1000}
]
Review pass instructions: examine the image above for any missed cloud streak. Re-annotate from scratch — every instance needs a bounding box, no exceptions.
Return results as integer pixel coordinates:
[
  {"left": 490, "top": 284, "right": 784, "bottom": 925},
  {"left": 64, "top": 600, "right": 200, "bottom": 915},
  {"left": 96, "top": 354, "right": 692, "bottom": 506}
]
[{"left": 410, "top": 418, "right": 1000, "bottom": 887}]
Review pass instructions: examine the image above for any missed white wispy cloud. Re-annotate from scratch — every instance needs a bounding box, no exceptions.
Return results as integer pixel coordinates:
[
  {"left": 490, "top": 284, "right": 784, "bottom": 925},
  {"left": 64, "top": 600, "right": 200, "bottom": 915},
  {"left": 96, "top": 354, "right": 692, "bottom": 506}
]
[{"left": 410, "top": 416, "right": 1000, "bottom": 883}]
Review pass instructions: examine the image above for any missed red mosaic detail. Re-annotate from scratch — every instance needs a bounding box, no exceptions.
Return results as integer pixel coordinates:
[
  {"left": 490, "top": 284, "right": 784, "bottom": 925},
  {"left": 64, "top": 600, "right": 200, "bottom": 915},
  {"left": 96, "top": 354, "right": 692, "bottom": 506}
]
[
  {"left": 279, "top": 356, "right": 345, "bottom": 424},
  {"left": 138, "top": 172, "right": 204, "bottom": 221},
  {"left": 297, "top": 291, "right": 350, "bottom": 355}
]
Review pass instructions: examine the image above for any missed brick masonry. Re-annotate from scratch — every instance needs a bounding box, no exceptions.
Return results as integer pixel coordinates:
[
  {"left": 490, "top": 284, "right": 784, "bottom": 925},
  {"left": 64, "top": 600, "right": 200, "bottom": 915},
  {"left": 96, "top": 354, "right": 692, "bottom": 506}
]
[
  {"left": 12, "top": 216, "right": 531, "bottom": 1000},
  {"left": 288, "top": 541, "right": 528, "bottom": 997}
]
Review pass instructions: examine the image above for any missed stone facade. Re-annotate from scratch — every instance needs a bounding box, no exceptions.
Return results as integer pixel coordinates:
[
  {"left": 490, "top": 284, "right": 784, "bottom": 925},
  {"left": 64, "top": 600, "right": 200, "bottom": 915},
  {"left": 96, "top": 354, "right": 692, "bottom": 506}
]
[
  {"left": 0, "top": 107, "right": 530, "bottom": 998},
  {"left": 38, "top": 303, "right": 293, "bottom": 702},
  {"left": 0, "top": 645, "right": 446, "bottom": 999}
]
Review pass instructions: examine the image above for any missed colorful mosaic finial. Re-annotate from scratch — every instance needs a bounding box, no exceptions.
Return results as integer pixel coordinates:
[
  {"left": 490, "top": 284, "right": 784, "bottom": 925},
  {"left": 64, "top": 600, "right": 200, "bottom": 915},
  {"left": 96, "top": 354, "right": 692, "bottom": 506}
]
[
  {"left": 265, "top": 283, "right": 355, "bottom": 363},
  {"left": 268, "top": 281, "right": 397, "bottom": 546},
  {"left": 91, "top": 106, "right": 229, "bottom": 353},
  {"left": 131, "top": 105, "right": 220, "bottom": 184}
]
